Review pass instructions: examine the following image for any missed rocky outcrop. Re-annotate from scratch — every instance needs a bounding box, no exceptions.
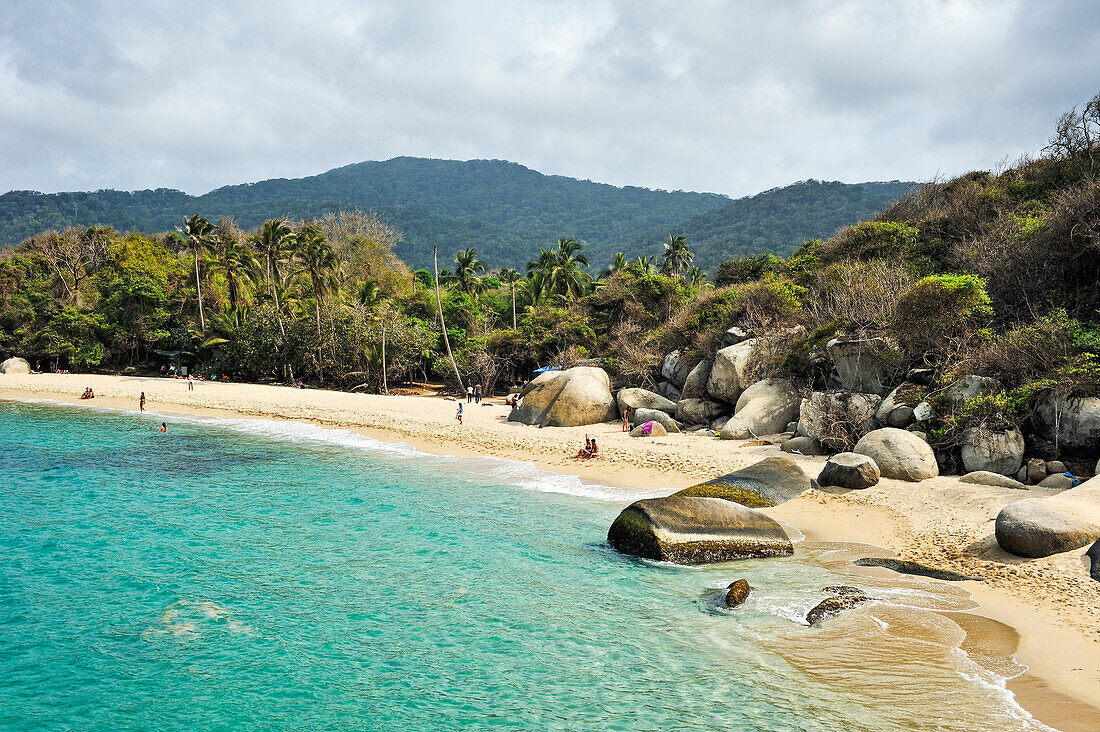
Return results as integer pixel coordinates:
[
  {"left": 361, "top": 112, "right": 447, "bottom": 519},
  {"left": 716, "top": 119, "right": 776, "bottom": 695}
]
[
  {"left": 798, "top": 391, "right": 882, "bottom": 451},
  {"left": 852, "top": 557, "right": 982, "bottom": 581},
  {"left": 959, "top": 427, "right": 1025, "bottom": 476},
  {"left": 826, "top": 337, "right": 889, "bottom": 395},
  {"left": 995, "top": 477, "right": 1100, "bottom": 557},
  {"left": 706, "top": 338, "right": 760, "bottom": 405},
  {"left": 818, "top": 452, "right": 880, "bottom": 490},
  {"left": 660, "top": 350, "right": 695, "bottom": 388},
  {"left": 720, "top": 379, "right": 801, "bottom": 440},
  {"left": 675, "top": 456, "right": 810, "bottom": 508},
  {"left": 632, "top": 407, "right": 680, "bottom": 434},
  {"left": 959, "top": 471, "right": 1028, "bottom": 489},
  {"left": 720, "top": 326, "right": 751, "bottom": 349},
  {"left": 806, "top": 590, "right": 872, "bottom": 626},
  {"left": 616, "top": 387, "right": 677, "bottom": 417},
  {"left": 607, "top": 496, "right": 794, "bottom": 565},
  {"left": 1034, "top": 395, "right": 1100, "bottom": 455},
  {"left": 679, "top": 358, "right": 712, "bottom": 400},
  {"left": 781, "top": 436, "right": 828, "bottom": 455},
  {"left": 676, "top": 398, "right": 727, "bottom": 425},
  {"left": 656, "top": 381, "right": 682, "bottom": 403},
  {"left": 853, "top": 427, "right": 939, "bottom": 481},
  {"left": 725, "top": 579, "right": 751, "bottom": 607},
  {"left": 943, "top": 375, "right": 1002, "bottom": 408},
  {"left": 508, "top": 367, "right": 617, "bottom": 427},
  {"left": 629, "top": 420, "right": 668, "bottom": 438},
  {"left": 0, "top": 357, "right": 30, "bottom": 374},
  {"left": 875, "top": 386, "right": 917, "bottom": 428}
]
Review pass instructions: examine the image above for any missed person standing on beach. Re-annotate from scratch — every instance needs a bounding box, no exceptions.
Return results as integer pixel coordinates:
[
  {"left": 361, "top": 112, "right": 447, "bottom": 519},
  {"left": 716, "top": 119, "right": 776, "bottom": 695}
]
[
  {"left": 139, "top": 392, "right": 146, "bottom": 412},
  {"left": 466, "top": 385, "right": 473, "bottom": 403},
  {"left": 456, "top": 403, "right": 463, "bottom": 425},
  {"left": 475, "top": 384, "right": 482, "bottom": 404},
  {"left": 188, "top": 375, "right": 194, "bottom": 391}
]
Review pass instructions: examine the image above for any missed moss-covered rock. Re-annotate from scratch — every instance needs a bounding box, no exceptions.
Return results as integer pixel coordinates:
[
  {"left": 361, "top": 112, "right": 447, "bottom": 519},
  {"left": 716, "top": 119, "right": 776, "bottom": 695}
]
[
  {"left": 675, "top": 456, "right": 811, "bottom": 508},
  {"left": 852, "top": 557, "right": 982, "bottom": 581},
  {"left": 607, "top": 496, "right": 793, "bottom": 565}
]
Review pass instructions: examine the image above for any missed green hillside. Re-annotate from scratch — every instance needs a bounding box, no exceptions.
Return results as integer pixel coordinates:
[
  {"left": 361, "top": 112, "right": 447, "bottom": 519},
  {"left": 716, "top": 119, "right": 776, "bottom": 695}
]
[
  {"left": 0, "top": 158, "right": 913, "bottom": 273},
  {"left": 635, "top": 179, "right": 915, "bottom": 273},
  {"left": 0, "top": 158, "right": 726, "bottom": 270}
]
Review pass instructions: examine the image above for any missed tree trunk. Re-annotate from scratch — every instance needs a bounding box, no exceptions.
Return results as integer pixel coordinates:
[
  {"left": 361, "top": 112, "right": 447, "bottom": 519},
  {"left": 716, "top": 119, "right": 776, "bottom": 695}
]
[
  {"left": 511, "top": 282, "right": 516, "bottom": 329},
  {"left": 434, "top": 245, "right": 464, "bottom": 393},
  {"left": 381, "top": 320, "right": 388, "bottom": 395},
  {"left": 194, "top": 248, "right": 206, "bottom": 333}
]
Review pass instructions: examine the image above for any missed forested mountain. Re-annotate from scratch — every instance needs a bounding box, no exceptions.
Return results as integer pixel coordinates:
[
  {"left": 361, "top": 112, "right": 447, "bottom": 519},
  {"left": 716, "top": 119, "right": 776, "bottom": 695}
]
[
  {"left": 0, "top": 158, "right": 912, "bottom": 273},
  {"left": 635, "top": 180, "right": 915, "bottom": 273}
]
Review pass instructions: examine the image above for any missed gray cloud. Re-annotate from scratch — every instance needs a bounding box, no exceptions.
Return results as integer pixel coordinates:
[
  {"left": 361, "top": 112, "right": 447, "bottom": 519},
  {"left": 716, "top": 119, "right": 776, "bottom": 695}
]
[{"left": 1, "top": 0, "right": 1098, "bottom": 196}]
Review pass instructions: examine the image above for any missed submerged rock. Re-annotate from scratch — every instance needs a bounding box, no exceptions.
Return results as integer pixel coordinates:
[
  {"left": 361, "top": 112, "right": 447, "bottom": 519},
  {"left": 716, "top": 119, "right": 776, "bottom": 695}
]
[
  {"left": 509, "top": 367, "right": 617, "bottom": 427},
  {"left": 852, "top": 557, "right": 982, "bottom": 582},
  {"left": 676, "top": 456, "right": 810, "bottom": 508},
  {"left": 853, "top": 428, "right": 938, "bottom": 482},
  {"left": 607, "top": 496, "right": 793, "bottom": 565},
  {"left": 995, "top": 477, "right": 1100, "bottom": 557},
  {"left": 806, "top": 591, "right": 872, "bottom": 626},
  {"left": 725, "top": 579, "right": 751, "bottom": 607}
]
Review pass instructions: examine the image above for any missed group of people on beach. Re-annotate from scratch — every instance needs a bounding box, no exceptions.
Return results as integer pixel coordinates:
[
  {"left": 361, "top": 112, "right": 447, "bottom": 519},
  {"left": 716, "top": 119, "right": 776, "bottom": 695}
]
[{"left": 466, "top": 384, "right": 484, "bottom": 403}]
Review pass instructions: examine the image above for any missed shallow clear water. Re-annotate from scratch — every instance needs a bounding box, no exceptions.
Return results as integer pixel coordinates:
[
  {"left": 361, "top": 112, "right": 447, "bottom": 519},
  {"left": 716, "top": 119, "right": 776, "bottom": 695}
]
[{"left": 0, "top": 400, "right": 1050, "bottom": 730}]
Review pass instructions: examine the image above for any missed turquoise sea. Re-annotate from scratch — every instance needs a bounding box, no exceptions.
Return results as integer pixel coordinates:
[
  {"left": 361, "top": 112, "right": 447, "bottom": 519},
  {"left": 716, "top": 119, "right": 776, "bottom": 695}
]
[{"left": 0, "top": 400, "right": 1051, "bottom": 730}]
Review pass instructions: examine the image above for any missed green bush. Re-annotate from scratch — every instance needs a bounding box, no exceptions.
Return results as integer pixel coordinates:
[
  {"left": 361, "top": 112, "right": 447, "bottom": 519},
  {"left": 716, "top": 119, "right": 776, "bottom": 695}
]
[
  {"left": 715, "top": 253, "right": 783, "bottom": 286},
  {"left": 893, "top": 274, "right": 992, "bottom": 358}
]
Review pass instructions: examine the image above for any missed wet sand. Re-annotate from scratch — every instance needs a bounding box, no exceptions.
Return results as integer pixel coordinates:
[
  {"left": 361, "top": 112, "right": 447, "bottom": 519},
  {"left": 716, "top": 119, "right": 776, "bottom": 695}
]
[{"left": 3, "top": 373, "right": 1099, "bottom": 729}]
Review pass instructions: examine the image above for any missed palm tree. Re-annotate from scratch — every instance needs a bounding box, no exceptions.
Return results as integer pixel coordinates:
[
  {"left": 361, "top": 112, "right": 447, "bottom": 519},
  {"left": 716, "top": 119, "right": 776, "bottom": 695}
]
[
  {"left": 687, "top": 265, "right": 709, "bottom": 287},
  {"left": 597, "top": 251, "right": 628, "bottom": 281},
  {"left": 177, "top": 215, "right": 214, "bottom": 332},
  {"left": 211, "top": 219, "right": 259, "bottom": 328},
  {"left": 496, "top": 267, "right": 522, "bottom": 328},
  {"left": 526, "top": 238, "right": 591, "bottom": 301},
  {"left": 293, "top": 222, "right": 340, "bottom": 382},
  {"left": 634, "top": 254, "right": 656, "bottom": 274},
  {"left": 253, "top": 219, "right": 296, "bottom": 336},
  {"left": 661, "top": 234, "right": 693, "bottom": 276},
  {"left": 452, "top": 248, "right": 486, "bottom": 294},
  {"left": 434, "top": 245, "right": 464, "bottom": 392},
  {"left": 358, "top": 280, "right": 389, "bottom": 394}
]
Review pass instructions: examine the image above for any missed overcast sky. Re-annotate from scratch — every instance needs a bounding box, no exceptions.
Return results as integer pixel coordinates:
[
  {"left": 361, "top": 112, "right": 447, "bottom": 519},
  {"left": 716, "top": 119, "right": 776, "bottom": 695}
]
[{"left": 2, "top": 0, "right": 1099, "bottom": 198}]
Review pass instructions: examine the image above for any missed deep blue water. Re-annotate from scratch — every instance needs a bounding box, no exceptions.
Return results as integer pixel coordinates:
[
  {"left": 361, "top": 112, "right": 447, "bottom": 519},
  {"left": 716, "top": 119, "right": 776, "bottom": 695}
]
[{"left": 0, "top": 400, "right": 1048, "bottom": 730}]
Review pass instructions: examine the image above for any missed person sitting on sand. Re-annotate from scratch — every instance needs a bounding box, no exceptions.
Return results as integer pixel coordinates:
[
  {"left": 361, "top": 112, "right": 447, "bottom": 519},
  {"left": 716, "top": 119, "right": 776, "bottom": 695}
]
[
  {"left": 456, "top": 403, "right": 463, "bottom": 425},
  {"left": 157, "top": 423, "right": 167, "bottom": 432},
  {"left": 589, "top": 437, "right": 599, "bottom": 458},
  {"left": 575, "top": 436, "right": 594, "bottom": 459}
]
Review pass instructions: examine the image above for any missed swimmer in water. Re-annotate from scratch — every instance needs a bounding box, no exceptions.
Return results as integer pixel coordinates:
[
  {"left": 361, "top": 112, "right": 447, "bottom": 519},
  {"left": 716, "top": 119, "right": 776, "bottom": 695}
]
[{"left": 157, "top": 423, "right": 167, "bottom": 432}]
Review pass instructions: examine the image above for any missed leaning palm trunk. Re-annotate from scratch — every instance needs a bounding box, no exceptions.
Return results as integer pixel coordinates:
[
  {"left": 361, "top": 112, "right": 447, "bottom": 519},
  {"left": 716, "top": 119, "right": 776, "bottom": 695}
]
[
  {"left": 434, "top": 245, "right": 464, "bottom": 393},
  {"left": 381, "top": 320, "right": 388, "bottom": 395},
  {"left": 313, "top": 276, "right": 324, "bottom": 385},
  {"left": 194, "top": 249, "right": 206, "bottom": 332}
]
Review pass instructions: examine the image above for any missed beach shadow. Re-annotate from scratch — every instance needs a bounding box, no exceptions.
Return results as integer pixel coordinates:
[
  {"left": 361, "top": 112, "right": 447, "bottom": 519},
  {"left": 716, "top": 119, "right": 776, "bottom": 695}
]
[{"left": 963, "top": 534, "right": 1035, "bottom": 565}]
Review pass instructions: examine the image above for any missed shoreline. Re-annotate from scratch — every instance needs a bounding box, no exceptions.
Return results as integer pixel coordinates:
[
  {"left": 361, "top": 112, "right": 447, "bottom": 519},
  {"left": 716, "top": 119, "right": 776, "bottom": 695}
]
[{"left": 3, "top": 373, "right": 1099, "bottom": 730}]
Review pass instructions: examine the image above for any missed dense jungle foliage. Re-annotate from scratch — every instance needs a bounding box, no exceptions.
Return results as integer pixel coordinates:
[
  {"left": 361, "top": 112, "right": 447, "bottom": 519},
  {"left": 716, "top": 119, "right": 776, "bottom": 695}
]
[
  {"left": 0, "top": 158, "right": 909, "bottom": 274},
  {"left": 2, "top": 94, "right": 1098, "bottom": 429}
]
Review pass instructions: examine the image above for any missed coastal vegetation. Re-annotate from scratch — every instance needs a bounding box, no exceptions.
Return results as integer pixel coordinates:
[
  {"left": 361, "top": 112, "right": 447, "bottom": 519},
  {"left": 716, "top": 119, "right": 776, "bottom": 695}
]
[{"left": 1, "top": 93, "right": 1098, "bottom": 451}]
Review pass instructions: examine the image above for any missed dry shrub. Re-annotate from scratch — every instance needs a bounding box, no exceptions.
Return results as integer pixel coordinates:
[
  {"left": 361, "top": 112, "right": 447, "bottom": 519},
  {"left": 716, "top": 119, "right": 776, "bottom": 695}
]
[{"left": 804, "top": 258, "right": 913, "bottom": 333}]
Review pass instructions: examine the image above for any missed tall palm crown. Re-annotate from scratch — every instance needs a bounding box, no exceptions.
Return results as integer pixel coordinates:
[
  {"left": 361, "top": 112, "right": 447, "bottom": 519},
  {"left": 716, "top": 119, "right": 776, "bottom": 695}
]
[
  {"left": 210, "top": 222, "right": 259, "bottom": 328},
  {"left": 452, "top": 248, "right": 486, "bottom": 294},
  {"left": 255, "top": 219, "right": 296, "bottom": 291},
  {"left": 177, "top": 214, "right": 214, "bottom": 332},
  {"left": 526, "top": 238, "right": 591, "bottom": 301},
  {"left": 661, "top": 234, "right": 693, "bottom": 276}
]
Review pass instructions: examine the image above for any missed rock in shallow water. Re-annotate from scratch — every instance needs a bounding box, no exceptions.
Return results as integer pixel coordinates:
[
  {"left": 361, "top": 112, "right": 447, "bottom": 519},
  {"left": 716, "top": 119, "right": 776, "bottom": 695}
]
[
  {"left": 607, "top": 496, "right": 793, "bottom": 565},
  {"left": 725, "top": 579, "right": 751, "bottom": 607},
  {"left": 806, "top": 592, "right": 872, "bottom": 626},
  {"left": 852, "top": 557, "right": 982, "bottom": 581}
]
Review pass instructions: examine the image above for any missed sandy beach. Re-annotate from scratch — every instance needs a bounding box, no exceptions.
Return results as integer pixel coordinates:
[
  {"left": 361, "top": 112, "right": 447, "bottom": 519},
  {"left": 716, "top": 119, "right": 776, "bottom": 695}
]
[{"left": 4, "top": 372, "right": 1099, "bottom": 730}]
